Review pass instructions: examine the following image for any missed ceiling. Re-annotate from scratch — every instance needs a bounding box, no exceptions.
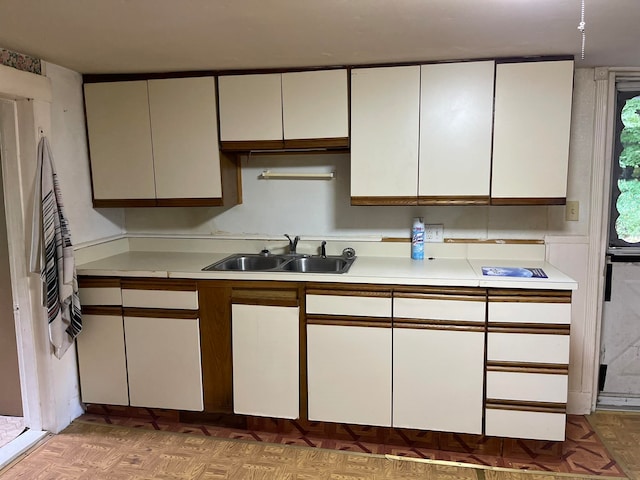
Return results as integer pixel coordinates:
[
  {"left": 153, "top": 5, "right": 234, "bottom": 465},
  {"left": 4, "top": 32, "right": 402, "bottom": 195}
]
[{"left": 0, "top": 0, "right": 638, "bottom": 74}]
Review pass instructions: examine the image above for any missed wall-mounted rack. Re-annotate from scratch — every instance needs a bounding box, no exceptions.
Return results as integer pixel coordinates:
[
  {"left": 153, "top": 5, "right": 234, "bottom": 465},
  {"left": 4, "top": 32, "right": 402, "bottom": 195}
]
[{"left": 259, "top": 170, "right": 335, "bottom": 180}]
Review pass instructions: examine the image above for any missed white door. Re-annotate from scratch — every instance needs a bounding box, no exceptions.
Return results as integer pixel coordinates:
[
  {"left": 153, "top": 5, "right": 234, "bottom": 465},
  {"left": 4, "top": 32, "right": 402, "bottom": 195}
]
[
  {"left": 231, "top": 304, "right": 299, "bottom": 419},
  {"left": 84, "top": 81, "right": 156, "bottom": 200},
  {"left": 307, "top": 324, "right": 392, "bottom": 426},
  {"left": 350, "top": 66, "right": 420, "bottom": 200},
  {"left": 148, "top": 77, "right": 222, "bottom": 199},
  {"left": 599, "top": 263, "right": 640, "bottom": 406},
  {"left": 419, "top": 61, "right": 494, "bottom": 200}
]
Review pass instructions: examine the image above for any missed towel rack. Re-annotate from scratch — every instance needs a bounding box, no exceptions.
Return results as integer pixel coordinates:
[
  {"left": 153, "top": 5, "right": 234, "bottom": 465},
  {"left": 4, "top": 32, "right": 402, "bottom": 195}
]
[{"left": 259, "top": 170, "right": 335, "bottom": 180}]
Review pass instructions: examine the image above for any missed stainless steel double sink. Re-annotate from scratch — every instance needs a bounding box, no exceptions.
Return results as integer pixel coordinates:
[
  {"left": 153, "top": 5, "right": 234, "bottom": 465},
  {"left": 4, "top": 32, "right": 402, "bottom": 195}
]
[{"left": 202, "top": 253, "right": 355, "bottom": 274}]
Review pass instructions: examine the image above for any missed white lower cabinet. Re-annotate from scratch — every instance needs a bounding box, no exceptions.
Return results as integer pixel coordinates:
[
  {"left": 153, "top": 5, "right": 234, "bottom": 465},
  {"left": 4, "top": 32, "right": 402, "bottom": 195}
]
[
  {"left": 392, "top": 290, "right": 486, "bottom": 434},
  {"left": 232, "top": 304, "right": 300, "bottom": 419},
  {"left": 124, "top": 315, "right": 203, "bottom": 411},
  {"left": 307, "top": 323, "right": 392, "bottom": 426},
  {"left": 76, "top": 313, "right": 129, "bottom": 406},
  {"left": 485, "top": 289, "right": 572, "bottom": 441},
  {"left": 393, "top": 328, "right": 484, "bottom": 434}
]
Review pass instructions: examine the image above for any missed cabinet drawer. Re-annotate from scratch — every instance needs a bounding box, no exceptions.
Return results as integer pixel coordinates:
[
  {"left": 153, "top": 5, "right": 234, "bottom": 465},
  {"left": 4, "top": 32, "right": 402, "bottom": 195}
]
[
  {"left": 79, "top": 287, "right": 122, "bottom": 306},
  {"left": 489, "top": 302, "right": 571, "bottom": 325},
  {"left": 486, "top": 371, "right": 568, "bottom": 403},
  {"left": 122, "top": 289, "right": 198, "bottom": 310},
  {"left": 394, "top": 297, "right": 484, "bottom": 322},
  {"left": 306, "top": 294, "right": 391, "bottom": 317},
  {"left": 485, "top": 408, "right": 566, "bottom": 441},
  {"left": 488, "top": 333, "right": 570, "bottom": 364}
]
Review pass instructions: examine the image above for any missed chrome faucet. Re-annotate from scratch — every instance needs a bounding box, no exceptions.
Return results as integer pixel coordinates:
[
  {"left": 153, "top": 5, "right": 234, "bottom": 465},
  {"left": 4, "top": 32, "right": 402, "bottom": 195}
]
[
  {"left": 320, "top": 240, "right": 327, "bottom": 258},
  {"left": 284, "top": 234, "right": 300, "bottom": 254}
]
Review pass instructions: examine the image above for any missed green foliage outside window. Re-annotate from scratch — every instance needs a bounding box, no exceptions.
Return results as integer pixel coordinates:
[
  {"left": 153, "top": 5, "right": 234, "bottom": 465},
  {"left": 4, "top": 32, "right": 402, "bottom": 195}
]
[{"left": 616, "top": 96, "right": 640, "bottom": 243}]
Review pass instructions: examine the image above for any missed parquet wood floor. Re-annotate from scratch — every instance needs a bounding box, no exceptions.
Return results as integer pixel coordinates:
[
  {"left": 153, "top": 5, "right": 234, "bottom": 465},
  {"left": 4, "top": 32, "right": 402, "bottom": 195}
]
[
  {"left": 588, "top": 410, "right": 640, "bottom": 480},
  {"left": 0, "top": 422, "right": 478, "bottom": 479},
  {"left": 0, "top": 417, "right": 635, "bottom": 480}
]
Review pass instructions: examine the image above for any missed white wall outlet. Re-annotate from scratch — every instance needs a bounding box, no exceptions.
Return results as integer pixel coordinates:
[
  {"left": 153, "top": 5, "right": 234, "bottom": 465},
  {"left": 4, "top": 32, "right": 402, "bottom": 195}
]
[
  {"left": 566, "top": 201, "right": 579, "bottom": 221},
  {"left": 425, "top": 224, "right": 444, "bottom": 243}
]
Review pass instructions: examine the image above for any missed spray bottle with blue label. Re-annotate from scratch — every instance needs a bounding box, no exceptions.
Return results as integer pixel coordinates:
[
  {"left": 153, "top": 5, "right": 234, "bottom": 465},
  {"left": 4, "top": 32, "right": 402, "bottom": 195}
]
[{"left": 411, "top": 217, "right": 425, "bottom": 260}]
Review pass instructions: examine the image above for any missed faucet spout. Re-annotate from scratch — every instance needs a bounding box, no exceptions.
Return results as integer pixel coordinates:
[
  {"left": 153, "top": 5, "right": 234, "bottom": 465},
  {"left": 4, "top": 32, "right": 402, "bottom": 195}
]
[
  {"left": 284, "top": 234, "right": 300, "bottom": 254},
  {"left": 320, "top": 240, "right": 327, "bottom": 258}
]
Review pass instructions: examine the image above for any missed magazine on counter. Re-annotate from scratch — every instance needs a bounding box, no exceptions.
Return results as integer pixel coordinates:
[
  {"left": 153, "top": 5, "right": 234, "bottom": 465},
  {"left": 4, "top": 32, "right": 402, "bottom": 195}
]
[{"left": 481, "top": 267, "right": 548, "bottom": 278}]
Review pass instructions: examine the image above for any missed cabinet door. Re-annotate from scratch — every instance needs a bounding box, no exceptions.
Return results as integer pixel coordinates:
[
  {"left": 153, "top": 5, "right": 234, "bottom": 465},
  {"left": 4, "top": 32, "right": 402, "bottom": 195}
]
[
  {"left": 282, "top": 69, "right": 348, "bottom": 143},
  {"left": 307, "top": 324, "right": 392, "bottom": 426},
  {"left": 84, "top": 81, "right": 156, "bottom": 201},
  {"left": 218, "top": 74, "right": 283, "bottom": 143},
  {"left": 232, "top": 304, "right": 299, "bottom": 419},
  {"left": 491, "top": 60, "right": 574, "bottom": 203},
  {"left": 148, "top": 77, "right": 222, "bottom": 199},
  {"left": 393, "top": 328, "right": 484, "bottom": 434},
  {"left": 350, "top": 66, "right": 420, "bottom": 203},
  {"left": 76, "top": 313, "right": 129, "bottom": 406},
  {"left": 124, "top": 316, "right": 203, "bottom": 411},
  {"left": 419, "top": 61, "right": 494, "bottom": 203}
]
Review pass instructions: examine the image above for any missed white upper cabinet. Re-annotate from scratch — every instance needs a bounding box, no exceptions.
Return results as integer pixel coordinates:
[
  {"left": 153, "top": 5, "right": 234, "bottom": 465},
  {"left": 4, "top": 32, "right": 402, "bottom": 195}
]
[
  {"left": 84, "top": 81, "right": 156, "bottom": 201},
  {"left": 148, "top": 77, "right": 222, "bottom": 199},
  {"left": 419, "top": 61, "right": 494, "bottom": 202},
  {"left": 282, "top": 69, "right": 348, "bottom": 141},
  {"left": 491, "top": 60, "right": 574, "bottom": 203},
  {"left": 351, "top": 66, "right": 421, "bottom": 203},
  {"left": 218, "top": 69, "right": 349, "bottom": 149},
  {"left": 218, "top": 73, "right": 283, "bottom": 143},
  {"left": 84, "top": 77, "right": 237, "bottom": 207}
]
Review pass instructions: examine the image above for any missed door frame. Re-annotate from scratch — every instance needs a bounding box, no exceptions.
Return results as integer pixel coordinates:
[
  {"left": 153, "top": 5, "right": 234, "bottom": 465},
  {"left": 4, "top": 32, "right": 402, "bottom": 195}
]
[
  {"left": 590, "top": 68, "right": 640, "bottom": 410},
  {"left": 0, "top": 64, "right": 56, "bottom": 433}
]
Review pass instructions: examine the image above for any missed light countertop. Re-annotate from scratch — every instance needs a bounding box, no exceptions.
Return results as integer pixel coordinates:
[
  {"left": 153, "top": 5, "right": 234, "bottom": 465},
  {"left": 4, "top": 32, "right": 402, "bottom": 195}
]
[{"left": 77, "top": 251, "right": 577, "bottom": 290}]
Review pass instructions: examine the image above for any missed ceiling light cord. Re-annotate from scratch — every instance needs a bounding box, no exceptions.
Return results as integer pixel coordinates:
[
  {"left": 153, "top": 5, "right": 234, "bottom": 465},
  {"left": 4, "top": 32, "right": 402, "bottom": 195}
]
[{"left": 578, "top": 0, "right": 586, "bottom": 60}]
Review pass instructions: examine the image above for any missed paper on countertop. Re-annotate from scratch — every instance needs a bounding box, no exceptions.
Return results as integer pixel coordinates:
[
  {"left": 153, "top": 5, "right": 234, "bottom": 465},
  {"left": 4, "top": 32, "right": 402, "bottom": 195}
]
[{"left": 481, "top": 267, "right": 548, "bottom": 278}]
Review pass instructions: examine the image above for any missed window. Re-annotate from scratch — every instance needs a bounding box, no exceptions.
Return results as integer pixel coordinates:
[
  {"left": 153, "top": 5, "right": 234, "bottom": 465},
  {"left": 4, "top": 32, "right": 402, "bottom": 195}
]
[{"left": 609, "top": 90, "right": 640, "bottom": 251}]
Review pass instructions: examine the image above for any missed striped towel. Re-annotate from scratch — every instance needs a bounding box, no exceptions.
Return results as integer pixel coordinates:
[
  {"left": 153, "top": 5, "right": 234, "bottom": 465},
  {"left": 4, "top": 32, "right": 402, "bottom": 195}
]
[{"left": 29, "top": 136, "right": 82, "bottom": 359}]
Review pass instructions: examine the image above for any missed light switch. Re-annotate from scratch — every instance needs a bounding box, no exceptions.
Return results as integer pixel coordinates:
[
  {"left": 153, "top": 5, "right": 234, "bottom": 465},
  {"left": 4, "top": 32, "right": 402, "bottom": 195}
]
[{"left": 566, "top": 201, "right": 579, "bottom": 221}]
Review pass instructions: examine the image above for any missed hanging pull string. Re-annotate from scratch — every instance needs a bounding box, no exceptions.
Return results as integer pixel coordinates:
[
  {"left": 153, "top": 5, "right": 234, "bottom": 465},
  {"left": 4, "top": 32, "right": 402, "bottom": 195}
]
[{"left": 577, "top": 0, "right": 586, "bottom": 60}]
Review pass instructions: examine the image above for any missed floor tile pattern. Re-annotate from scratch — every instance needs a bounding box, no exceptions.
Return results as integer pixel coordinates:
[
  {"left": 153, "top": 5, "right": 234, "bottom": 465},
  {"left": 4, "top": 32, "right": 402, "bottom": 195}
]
[
  {"left": 81, "top": 407, "right": 627, "bottom": 477},
  {"left": 0, "top": 416, "right": 25, "bottom": 449},
  {"left": 0, "top": 421, "right": 479, "bottom": 480}
]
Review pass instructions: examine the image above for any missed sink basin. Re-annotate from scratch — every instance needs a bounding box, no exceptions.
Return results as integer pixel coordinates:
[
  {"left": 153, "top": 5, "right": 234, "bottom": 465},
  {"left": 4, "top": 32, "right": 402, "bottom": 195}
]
[
  {"left": 280, "top": 256, "right": 354, "bottom": 273},
  {"left": 203, "top": 254, "right": 289, "bottom": 271},
  {"left": 202, "top": 254, "right": 356, "bottom": 274}
]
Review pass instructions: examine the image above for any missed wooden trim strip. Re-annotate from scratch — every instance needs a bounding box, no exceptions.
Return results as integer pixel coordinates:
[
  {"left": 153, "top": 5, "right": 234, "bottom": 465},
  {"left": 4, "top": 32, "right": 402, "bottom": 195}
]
[
  {"left": 443, "top": 238, "right": 545, "bottom": 245},
  {"left": 487, "top": 361, "right": 568, "bottom": 370},
  {"left": 121, "top": 278, "right": 197, "bottom": 291},
  {"left": 350, "top": 196, "right": 418, "bottom": 206},
  {"left": 489, "top": 289, "right": 572, "bottom": 298},
  {"left": 418, "top": 195, "right": 489, "bottom": 206},
  {"left": 93, "top": 198, "right": 157, "bottom": 208},
  {"left": 306, "top": 283, "right": 392, "bottom": 293},
  {"left": 488, "top": 295, "right": 572, "bottom": 304},
  {"left": 393, "top": 321, "right": 485, "bottom": 332},
  {"left": 220, "top": 140, "right": 285, "bottom": 151},
  {"left": 487, "top": 363, "right": 569, "bottom": 375},
  {"left": 231, "top": 298, "right": 299, "bottom": 308},
  {"left": 490, "top": 197, "right": 566, "bottom": 206},
  {"left": 488, "top": 325, "right": 570, "bottom": 335},
  {"left": 78, "top": 276, "right": 121, "bottom": 288},
  {"left": 306, "top": 289, "right": 392, "bottom": 298},
  {"left": 486, "top": 399, "right": 566, "bottom": 414},
  {"left": 156, "top": 198, "right": 223, "bottom": 207},
  {"left": 123, "top": 307, "right": 199, "bottom": 319},
  {"left": 283, "top": 137, "right": 349, "bottom": 149},
  {"left": 381, "top": 237, "right": 410, "bottom": 243},
  {"left": 232, "top": 288, "right": 298, "bottom": 301},
  {"left": 82, "top": 306, "right": 123, "bottom": 316},
  {"left": 394, "top": 292, "right": 485, "bottom": 301},
  {"left": 307, "top": 315, "right": 392, "bottom": 328}
]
